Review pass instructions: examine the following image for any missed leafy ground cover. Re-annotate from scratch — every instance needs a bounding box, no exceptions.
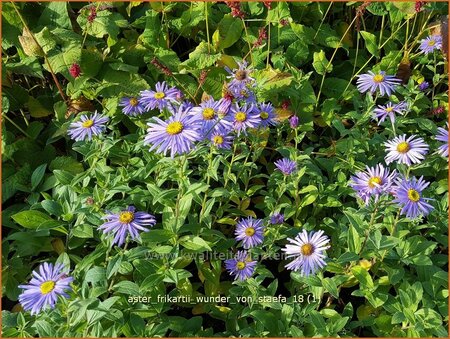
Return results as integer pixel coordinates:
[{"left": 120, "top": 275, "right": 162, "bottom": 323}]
[{"left": 2, "top": 1, "right": 449, "bottom": 337}]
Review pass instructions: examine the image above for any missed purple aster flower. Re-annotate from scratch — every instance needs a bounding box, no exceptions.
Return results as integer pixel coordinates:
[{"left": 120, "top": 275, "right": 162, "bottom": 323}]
[
  {"left": 225, "top": 61, "right": 255, "bottom": 91},
  {"left": 210, "top": 129, "right": 234, "bottom": 149},
  {"left": 289, "top": 115, "right": 299, "bottom": 128},
  {"left": 179, "top": 100, "right": 194, "bottom": 111},
  {"left": 229, "top": 85, "right": 257, "bottom": 104},
  {"left": 419, "top": 35, "right": 442, "bottom": 54},
  {"left": 256, "top": 103, "right": 277, "bottom": 127},
  {"left": 419, "top": 81, "right": 429, "bottom": 91},
  {"left": 384, "top": 134, "right": 429, "bottom": 166},
  {"left": 140, "top": 82, "right": 179, "bottom": 111},
  {"left": 190, "top": 98, "right": 232, "bottom": 138},
  {"left": 235, "top": 217, "right": 265, "bottom": 249},
  {"left": 349, "top": 164, "right": 397, "bottom": 205},
  {"left": 270, "top": 212, "right": 284, "bottom": 224},
  {"left": 435, "top": 124, "right": 449, "bottom": 158},
  {"left": 144, "top": 105, "right": 202, "bottom": 158},
  {"left": 230, "top": 103, "right": 261, "bottom": 135},
  {"left": 67, "top": 112, "right": 109, "bottom": 141},
  {"left": 217, "top": 98, "right": 232, "bottom": 118},
  {"left": 224, "top": 250, "right": 257, "bottom": 281},
  {"left": 356, "top": 71, "right": 402, "bottom": 96},
  {"left": 119, "top": 96, "right": 146, "bottom": 116},
  {"left": 18, "top": 263, "right": 73, "bottom": 315},
  {"left": 392, "top": 176, "right": 434, "bottom": 218},
  {"left": 274, "top": 158, "right": 297, "bottom": 175},
  {"left": 373, "top": 101, "right": 408, "bottom": 124},
  {"left": 282, "top": 229, "right": 330, "bottom": 276},
  {"left": 99, "top": 206, "right": 156, "bottom": 247}
]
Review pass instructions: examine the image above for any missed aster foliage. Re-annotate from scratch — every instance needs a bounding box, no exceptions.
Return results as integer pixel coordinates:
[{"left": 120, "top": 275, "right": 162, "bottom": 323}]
[{"left": 4, "top": 1, "right": 448, "bottom": 338}]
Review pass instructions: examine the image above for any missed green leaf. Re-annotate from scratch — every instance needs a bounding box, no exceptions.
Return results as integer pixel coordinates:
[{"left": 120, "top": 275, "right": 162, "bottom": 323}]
[
  {"left": 50, "top": 156, "right": 84, "bottom": 174},
  {"left": 113, "top": 281, "right": 140, "bottom": 295},
  {"left": 351, "top": 266, "right": 374, "bottom": 290},
  {"left": 360, "top": 31, "right": 379, "bottom": 57},
  {"left": 72, "top": 224, "right": 93, "bottom": 238},
  {"left": 179, "top": 235, "right": 212, "bottom": 252},
  {"left": 31, "top": 163, "right": 47, "bottom": 191},
  {"left": 322, "top": 277, "right": 339, "bottom": 298},
  {"left": 250, "top": 310, "right": 279, "bottom": 336},
  {"left": 213, "top": 14, "right": 243, "bottom": 50},
  {"left": 180, "top": 41, "right": 221, "bottom": 71},
  {"left": 11, "top": 210, "right": 61, "bottom": 230},
  {"left": 37, "top": 2, "right": 71, "bottom": 29},
  {"left": 285, "top": 40, "right": 309, "bottom": 65},
  {"left": 28, "top": 96, "right": 52, "bottom": 118},
  {"left": 85, "top": 266, "right": 106, "bottom": 284},
  {"left": 41, "top": 200, "right": 63, "bottom": 217},
  {"left": 80, "top": 49, "right": 103, "bottom": 78},
  {"left": 313, "top": 50, "right": 332, "bottom": 75}
]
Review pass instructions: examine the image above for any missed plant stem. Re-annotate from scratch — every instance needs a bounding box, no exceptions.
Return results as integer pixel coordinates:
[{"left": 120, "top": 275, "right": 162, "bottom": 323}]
[
  {"left": 358, "top": 203, "right": 379, "bottom": 256},
  {"left": 11, "top": 2, "right": 67, "bottom": 103}
]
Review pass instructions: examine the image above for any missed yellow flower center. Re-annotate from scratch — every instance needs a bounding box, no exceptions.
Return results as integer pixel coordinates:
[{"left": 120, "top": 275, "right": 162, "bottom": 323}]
[
  {"left": 428, "top": 40, "right": 436, "bottom": 46},
  {"left": 240, "top": 90, "right": 249, "bottom": 98},
  {"left": 154, "top": 92, "right": 165, "bottom": 99},
  {"left": 129, "top": 97, "right": 139, "bottom": 106},
  {"left": 166, "top": 121, "right": 183, "bottom": 135},
  {"left": 119, "top": 211, "right": 134, "bottom": 224},
  {"left": 373, "top": 74, "right": 385, "bottom": 83},
  {"left": 235, "top": 112, "right": 247, "bottom": 122},
  {"left": 386, "top": 107, "right": 394, "bottom": 112},
  {"left": 368, "top": 176, "right": 382, "bottom": 188},
  {"left": 213, "top": 135, "right": 224, "bottom": 145},
  {"left": 202, "top": 108, "right": 215, "bottom": 120},
  {"left": 407, "top": 189, "right": 420, "bottom": 202},
  {"left": 235, "top": 70, "right": 247, "bottom": 81},
  {"left": 236, "top": 261, "right": 246, "bottom": 270},
  {"left": 301, "top": 243, "right": 314, "bottom": 256},
  {"left": 40, "top": 281, "right": 55, "bottom": 295},
  {"left": 82, "top": 120, "right": 94, "bottom": 128},
  {"left": 397, "top": 141, "right": 410, "bottom": 153},
  {"left": 260, "top": 112, "right": 269, "bottom": 120},
  {"left": 245, "top": 227, "right": 255, "bottom": 236}
]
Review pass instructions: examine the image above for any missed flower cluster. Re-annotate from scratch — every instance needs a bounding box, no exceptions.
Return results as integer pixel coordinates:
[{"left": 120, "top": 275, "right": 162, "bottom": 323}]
[{"left": 350, "top": 36, "right": 446, "bottom": 219}]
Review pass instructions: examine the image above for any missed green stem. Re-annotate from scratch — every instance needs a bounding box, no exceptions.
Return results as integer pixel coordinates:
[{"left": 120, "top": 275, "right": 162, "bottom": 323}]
[
  {"left": 2, "top": 114, "right": 33, "bottom": 139},
  {"left": 358, "top": 203, "right": 379, "bottom": 256},
  {"left": 11, "top": 2, "right": 67, "bottom": 103},
  {"left": 200, "top": 146, "right": 214, "bottom": 223},
  {"left": 205, "top": 2, "right": 210, "bottom": 53}
]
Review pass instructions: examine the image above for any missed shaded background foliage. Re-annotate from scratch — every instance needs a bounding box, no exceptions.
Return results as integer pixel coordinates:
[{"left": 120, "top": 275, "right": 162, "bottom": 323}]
[{"left": 2, "top": 1, "right": 449, "bottom": 337}]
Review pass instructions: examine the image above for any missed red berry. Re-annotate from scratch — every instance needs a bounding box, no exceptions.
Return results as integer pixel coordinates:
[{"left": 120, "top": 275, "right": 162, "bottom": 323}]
[{"left": 69, "top": 63, "right": 81, "bottom": 78}]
